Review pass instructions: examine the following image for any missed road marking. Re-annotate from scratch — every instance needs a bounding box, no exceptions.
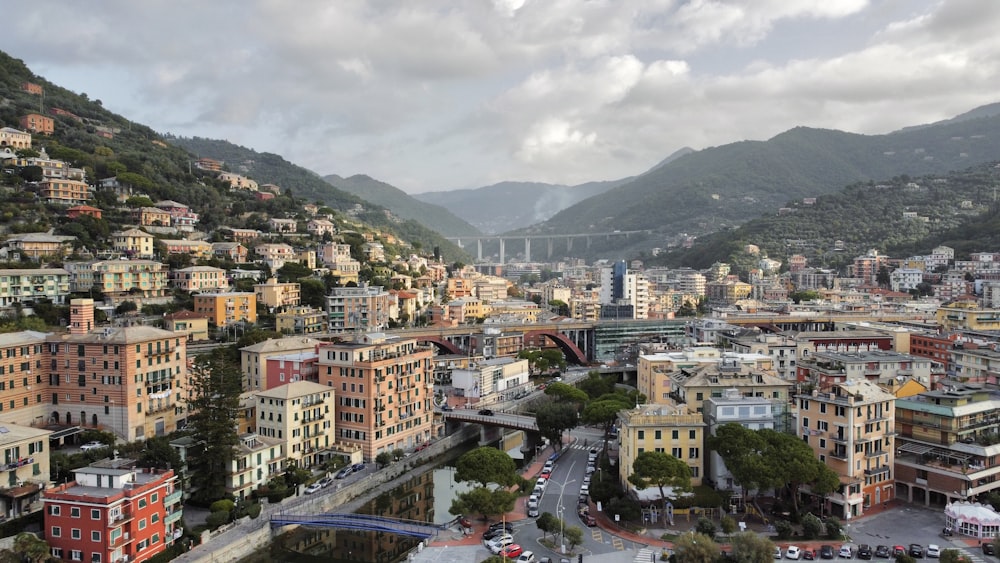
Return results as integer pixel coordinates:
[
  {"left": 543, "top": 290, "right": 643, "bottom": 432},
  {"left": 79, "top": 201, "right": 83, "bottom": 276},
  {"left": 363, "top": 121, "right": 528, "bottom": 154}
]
[
  {"left": 613, "top": 537, "right": 624, "bottom": 550},
  {"left": 591, "top": 529, "right": 602, "bottom": 542}
]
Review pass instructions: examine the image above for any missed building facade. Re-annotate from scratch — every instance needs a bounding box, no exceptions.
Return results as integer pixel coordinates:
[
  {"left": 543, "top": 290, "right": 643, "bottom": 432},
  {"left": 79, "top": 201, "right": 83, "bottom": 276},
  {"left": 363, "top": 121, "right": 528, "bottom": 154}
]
[{"left": 254, "top": 381, "right": 335, "bottom": 468}]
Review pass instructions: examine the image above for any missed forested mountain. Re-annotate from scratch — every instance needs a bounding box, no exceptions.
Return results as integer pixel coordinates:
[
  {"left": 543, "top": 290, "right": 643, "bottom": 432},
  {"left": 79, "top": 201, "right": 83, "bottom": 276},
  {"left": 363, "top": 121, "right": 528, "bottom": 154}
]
[
  {"left": 656, "top": 161, "right": 1000, "bottom": 276},
  {"left": 323, "top": 173, "right": 481, "bottom": 237},
  {"left": 526, "top": 105, "right": 1000, "bottom": 241}
]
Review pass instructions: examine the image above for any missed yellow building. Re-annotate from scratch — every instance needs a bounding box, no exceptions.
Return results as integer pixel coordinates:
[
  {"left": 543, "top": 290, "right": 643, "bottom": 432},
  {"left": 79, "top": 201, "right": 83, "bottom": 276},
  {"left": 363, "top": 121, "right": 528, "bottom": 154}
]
[
  {"left": 638, "top": 348, "right": 776, "bottom": 407},
  {"left": 276, "top": 306, "right": 328, "bottom": 335},
  {"left": 193, "top": 292, "right": 257, "bottom": 327},
  {"left": 936, "top": 302, "right": 1000, "bottom": 331},
  {"left": 3, "top": 233, "right": 76, "bottom": 261},
  {"left": 483, "top": 299, "right": 539, "bottom": 323},
  {"left": 254, "top": 278, "right": 302, "bottom": 309},
  {"left": 133, "top": 207, "right": 172, "bottom": 227},
  {"left": 797, "top": 380, "right": 895, "bottom": 520},
  {"left": 672, "top": 356, "right": 790, "bottom": 414},
  {"left": 163, "top": 310, "right": 210, "bottom": 341},
  {"left": 112, "top": 228, "right": 155, "bottom": 259},
  {"left": 254, "top": 381, "right": 335, "bottom": 468},
  {"left": 617, "top": 404, "right": 706, "bottom": 494}
]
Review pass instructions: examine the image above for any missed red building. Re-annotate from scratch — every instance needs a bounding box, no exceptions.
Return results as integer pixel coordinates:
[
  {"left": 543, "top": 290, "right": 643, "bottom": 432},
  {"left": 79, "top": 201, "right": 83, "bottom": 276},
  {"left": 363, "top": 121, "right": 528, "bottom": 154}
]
[
  {"left": 44, "top": 459, "right": 182, "bottom": 563},
  {"left": 909, "top": 331, "right": 960, "bottom": 374},
  {"left": 265, "top": 351, "right": 318, "bottom": 390},
  {"left": 67, "top": 205, "right": 103, "bottom": 220}
]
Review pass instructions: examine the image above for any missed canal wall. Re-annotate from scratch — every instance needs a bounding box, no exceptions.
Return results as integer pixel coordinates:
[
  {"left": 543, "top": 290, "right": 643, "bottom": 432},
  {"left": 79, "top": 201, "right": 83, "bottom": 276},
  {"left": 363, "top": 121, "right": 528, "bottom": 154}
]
[{"left": 173, "top": 425, "right": 480, "bottom": 563}]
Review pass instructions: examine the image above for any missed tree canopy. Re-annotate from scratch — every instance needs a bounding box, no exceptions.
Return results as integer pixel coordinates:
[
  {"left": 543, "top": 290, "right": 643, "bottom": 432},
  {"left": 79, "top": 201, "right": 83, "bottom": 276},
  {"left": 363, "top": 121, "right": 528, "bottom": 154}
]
[
  {"left": 674, "top": 532, "right": 719, "bottom": 563},
  {"left": 186, "top": 348, "right": 242, "bottom": 504},
  {"left": 534, "top": 401, "right": 579, "bottom": 450},
  {"left": 454, "top": 447, "right": 519, "bottom": 488},
  {"left": 628, "top": 450, "right": 692, "bottom": 504}
]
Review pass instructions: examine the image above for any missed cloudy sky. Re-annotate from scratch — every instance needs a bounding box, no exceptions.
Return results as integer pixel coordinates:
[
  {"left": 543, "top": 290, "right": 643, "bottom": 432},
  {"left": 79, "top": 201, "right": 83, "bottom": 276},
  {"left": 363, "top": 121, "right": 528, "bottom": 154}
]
[{"left": 3, "top": 0, "right": 998, "bottom": 193}]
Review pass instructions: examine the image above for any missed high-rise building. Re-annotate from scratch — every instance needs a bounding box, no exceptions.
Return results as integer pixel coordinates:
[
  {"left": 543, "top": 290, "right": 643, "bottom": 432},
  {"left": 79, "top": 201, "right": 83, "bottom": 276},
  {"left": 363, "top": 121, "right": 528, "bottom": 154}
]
[
  {"left": 599, "top": 260, "right": 650, "bottom": 320},
  {"left": 325, "top": 285, "right": 390, "bottom": 333}
]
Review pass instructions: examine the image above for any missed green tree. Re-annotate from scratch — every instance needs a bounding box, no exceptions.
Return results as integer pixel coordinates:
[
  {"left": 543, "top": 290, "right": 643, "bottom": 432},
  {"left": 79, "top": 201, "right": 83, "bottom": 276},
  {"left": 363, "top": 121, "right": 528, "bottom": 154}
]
[
  {"left": 801, "top": 512, "right": 823, "bottom": 540},
  {"left": 548, "top": 299, "right": 570, "bottom": 316},
  {"left": 720, "top": 515, "right": 737, "bottom": 535},
  {"left": 707, "top": 424, "right": 774, "bottom": 498},
  {"left": 581, "top": 397, "right": 631, "bottom": 438},
  {"left": 774, "top": 519, "right": 793, "bottom": 540},
  {"left": 939, "top": 549, "right": 970, "bottom": 563},
  {"left": 376, "top": 452, "right": 393, "bottom": 469},
  {"left": 136, "top": 435, "right": 182, "bottom": 470},
  {"left": 298, "top": 278, "right": 327, "bottom": 309},
  {"left": 824, "top": 516, "right": 842, "bottom": 540},
  {"left": 536, "top": 511, "right": 559, "bottom": 540},
  {"left": 455, "top": 447, "right": 519, "bottom": 488},
  {"left": 13, "top": 533, "right": 50, "bottom": 563},
  {"left": 628, "top": 451, "right": 692, "bottom": 505},
  {"left": 564, "top": 525, "right": 584, "bottom": 550},
  {"left": 449, "top": 487, "right": 517, "bottom": 520},
  {"left": 729, "top": 531, "right": 775, "bottom": 563},
  {"left": 876, "top": 265, "right": 891, "bottom": 288},
  {"left": 543, "top": 382, "right": 589, "bottom": 404},
  {"left": 577, "top": 372, "right": 617, "bottom": 400},
  {"left": 673, "top": 532, "right": 718, "bottom": 563},
  {"left": 535, "top": 401, "right": 579, "bottom": 450},
  {"left": 695, "top": 516, "right": 716, "bottom": 539},
  {"left": 186, "top": 348, "right": 242, "bottom": 504},
  {"left": 276, "top": 261, "right": 313, "bottom": 281}
]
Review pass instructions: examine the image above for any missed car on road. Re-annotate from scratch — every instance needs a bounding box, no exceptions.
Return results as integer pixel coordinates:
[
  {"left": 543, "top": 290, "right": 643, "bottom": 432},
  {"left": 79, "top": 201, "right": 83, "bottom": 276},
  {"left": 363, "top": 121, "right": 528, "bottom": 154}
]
[
  {"left": 875, "top": 546, "right": 890, "bottom": 559},
  {"left": 774, "top": 547, "right": 783, "bottom": 559},
  {"left": 578, "top": 509, "right": 596, "bottom": 527},
  {"left": 352, "top": 463, "right": 365, "bottom": 472},
  {"left": 517, "top": 552, "right": 536, "bottom": 563},
  {"left": 909, "top": 544, "right": 924, "bottom": 558},
  {"left": 527, "top": 506, "right": 539, "bottom": 517},
  {"left": 80, "top": 441, "right": 106, "bottom": 451},
  {"left": 304, "top": 482, "right": 323, "bottom": 494},
  {"left": 317, "top": 477, "right": 334, "bottom": 488},
  {"left": 858, "top": 545, "right": 873, "bottom": 560},
  {"left": 786, "top": 546, "right": 802, "bottom": 560},
  {"left": 839, "top": 545, "right": 853, "bottom": 558},
  {"left": 819, "top": 545, "right": 835, "bottom": 560},
  {"left": 440, "top": 404, "right": 453, "bottom": 411},
  {"left": 335, "top": 467, "right": 353, "bottom": 479},
  {"left": 540, "top": 469, "right": 551, "bottom": 479},
  {"left": 478, "top": 409, "right": 494, "bottom": 416},
  {"left": 985, "top": 543, "right": 997, "bottom": 556},
  {"left": 927, "top": 545, "right": 940, "bottom": 559},
  {"left": 502, "top": 544, "right": 524, "bottom": 558}
]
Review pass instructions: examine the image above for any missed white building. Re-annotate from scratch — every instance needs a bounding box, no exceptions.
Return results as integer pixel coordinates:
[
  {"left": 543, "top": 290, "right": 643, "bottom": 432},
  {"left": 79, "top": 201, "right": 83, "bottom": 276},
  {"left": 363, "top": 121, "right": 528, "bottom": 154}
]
[
  {"left": 890, "top": 268, "right": 924, "bottom": 293},
  {"left": 451, "top": 357, "right": 530, "bottom": 403},
  {"left": 703, "top": 390, "right": 780, "bottom": 494}
]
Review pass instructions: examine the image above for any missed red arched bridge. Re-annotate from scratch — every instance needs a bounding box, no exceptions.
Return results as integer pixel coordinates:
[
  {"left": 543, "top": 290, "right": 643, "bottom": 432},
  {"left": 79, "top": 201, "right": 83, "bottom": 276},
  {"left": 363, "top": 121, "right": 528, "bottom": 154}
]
[{"left": 418, "top": 330, "right": 587, "bottom": 365}]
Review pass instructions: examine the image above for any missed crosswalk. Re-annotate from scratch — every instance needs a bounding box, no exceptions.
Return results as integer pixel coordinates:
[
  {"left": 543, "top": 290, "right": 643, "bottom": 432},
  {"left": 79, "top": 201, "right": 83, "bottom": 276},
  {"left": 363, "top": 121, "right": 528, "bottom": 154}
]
[
  {"left": 957, "top": 547, "right": 988, "bottom": 563},
  {"left": 566, "top": 443, "right": 597, "bottom": 451},
  {"left": 634, "top": 548, "right": 658, "bottom": 562}
]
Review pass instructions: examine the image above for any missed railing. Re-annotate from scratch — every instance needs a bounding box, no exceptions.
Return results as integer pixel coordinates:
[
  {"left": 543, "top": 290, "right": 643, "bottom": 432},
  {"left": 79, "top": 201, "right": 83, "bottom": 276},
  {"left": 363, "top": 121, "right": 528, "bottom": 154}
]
[
  {"left": 165, "top": 510, "right": 183, "bottom": 525},
  {"left": 164, "top": 490, "right": 182, "bottom": 505},
  {"left": 110, "top": 531, "right": 133, "bottom": 546},
  {"left": 108, "top": 510, "right": 134, "bottom": 528},
  {"left": 828, "top": 450, "right": 848, "bottom": 460}
]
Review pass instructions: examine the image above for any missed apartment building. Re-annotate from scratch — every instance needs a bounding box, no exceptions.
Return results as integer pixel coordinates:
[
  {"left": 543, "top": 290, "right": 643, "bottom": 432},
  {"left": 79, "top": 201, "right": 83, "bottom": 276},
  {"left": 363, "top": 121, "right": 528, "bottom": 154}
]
[
  {"left": 797, "top": 380, "right": 895, "bottom": 520},
  {"left": 326, "top": 285, "right": 391, "bottom": 333},
  {"left": 229, "top": 432, "right": 284, "bottom": 501},
  {"left": 0, "top": 126, "right": 31, "bottom": 149},
  {"left": 0, "top": 424, "right": 51, "bottom": 521},
  {"left": 316, "top": 333, "right": 435, "bottom": 461},
  {"left": 254, "top": 244, "right": 295, "bottom": 271},
  {"left": 937, "top": 302, "right": 1000, "bottom": 332},
  {"left": 895, "top": 386, "right": 1000, "bottom": 506},
  {"left": 40, "top": 179, "right": 89, "bottom": 205},
  {"left": 276, "top": 306, "right": 328, "bottom": 335},
  {"left": 43, "top": 460, "right": 182, "bottom": 563},
  {"left": 162, "top": 311, "right": 210, "bottom": 342},
  {"left": 170, "top": 266, "right": 229, "bottom": 293},
  {"left": 112, "top": 229, "right": 155, "bottom": 259},
  {"left": 48, "top": 299, "right": 188, "bottom": 441},
  {"left": 307, "top": 219, "right": 336, "bottom": 237},
  {"left": 240, "top": 337, "right": 323, "bottom": 392},
  {"left": 254, "top": 381, "right": 335, "bottom": 468},
  {"left": 617, "top": 404, "right": 706, "bottom": 495},
  {"left": 133, "top": 207, "right": 172, "bottom": 228},
  {"left": 637, "top": 348, "right": 774, "bottom": 406},
  {"left": 192, "top": 292, "right": 256, "bottom": 327},
  {"left": 703, "top": 390, "right": 781, "bottom": 493},
  {"left": 0, "top": 268, "right": 71, "bottom": 307},
  {"left": 671, "top": 356, "right": 791, "bottom": 414},
  {"left": 265, "top": 352, "right": 319, "bottom": 390},
  {"left": 20, "top": 113, "right": 54, "bottom": 134},
  {"left": 211, "top": 242, "right": 248, "bottom": 263},
  {"left": 728, "top": 332, "right": 799, "bottom": 381},
  {"left": 451, "top": 357, "right": 530, "bottom": 403},
  {"left": 254, "top": 278, "right": 301, "bottom": 309},
  {"left": 65, "top": 260, "right": 169, "bottom": 300},
  {"left": 159, "top": 240, "right": 212, "bottom": 259},
  {"left": 796, "top": 350, "right": 942, "bottom": 389},
  {"left": 218, "top": 172, "right": 258, "bottom": 191},
  {"left": 0, "top": 331, "right": 50, "bottom": 425},
  {"left": 268, "top": 218, "right": 297, "bottom": 233},
  {"left": 2, "top": 233, "right": 75, "bottom": 262}
]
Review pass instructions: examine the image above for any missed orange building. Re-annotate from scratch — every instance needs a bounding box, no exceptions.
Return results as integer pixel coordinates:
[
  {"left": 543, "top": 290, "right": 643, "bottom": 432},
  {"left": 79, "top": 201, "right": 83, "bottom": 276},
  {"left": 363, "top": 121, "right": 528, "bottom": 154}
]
[
  {"left": 193, "top": 292, "right": 257, "bottom": 327},
  {"left": 40, "top": 179, "right": 89, "bottom": 205},
  {"left": 22, "top": 82, "right": 43, "bottom": 95},
  {"left": 20, "top": 113, "right": 54, "bottom": 134},
  {"left": 66, "top": 205, "right": 103, "bottom": 220},
  {"left": 43, "top": 460, "right": 182, "bottom": 563}
]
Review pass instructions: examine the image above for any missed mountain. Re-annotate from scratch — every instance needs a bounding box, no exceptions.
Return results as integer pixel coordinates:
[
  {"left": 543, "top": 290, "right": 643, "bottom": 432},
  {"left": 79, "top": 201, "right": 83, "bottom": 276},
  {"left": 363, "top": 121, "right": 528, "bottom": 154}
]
[
  {"left": 168, "top": 137, "right": 469, "bottom": 260},
  {"left": 655, "top": 161, "right": 1000, "bottom": 273},
  {"left": 526, "top": 105, "right": 1000, "bottom": 245},
  {"left": 322, "top": 174, "right": 481, "bottom": 237},
  {"left": 415, "top": 178, "right": 630, "bottom": 234}
]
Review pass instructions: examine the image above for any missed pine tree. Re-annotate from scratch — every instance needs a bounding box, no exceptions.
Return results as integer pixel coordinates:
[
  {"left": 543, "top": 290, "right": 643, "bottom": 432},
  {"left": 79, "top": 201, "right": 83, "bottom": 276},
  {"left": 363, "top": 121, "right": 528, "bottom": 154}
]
[{"left": 186, "top": 348, "right": 241, "bottom": 504}]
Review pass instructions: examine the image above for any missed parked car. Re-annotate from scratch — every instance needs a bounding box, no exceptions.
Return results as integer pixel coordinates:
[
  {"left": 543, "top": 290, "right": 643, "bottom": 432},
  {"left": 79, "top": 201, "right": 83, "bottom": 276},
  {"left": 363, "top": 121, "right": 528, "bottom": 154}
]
[
  {"left": 502, "top": 544, "right": 524, "bottom": 559},
  {"left": 858, "top": 545, "right": 873, "bottom": 560},
  {"left": 317, "top": 477, "right": 334, "bottom": 488},
  {"left": 517, "top": 552, "right": 537, "bottom": 563},
  {"left": 892, "top": 546, "right": 907, "bottom": 557},
  {"left": 580, "top": 484, "right": 589, "bottom": 495},
  {"left": 839, "top": 545, "right": 854, "bottom": 558},
  {"left": 304, "top": 482, "right": 323, "bottom": 494},
  {"left": 927, "top": 545, "right": 940, "bottom": 559},
  {"left": 909, "top": 544, "right": 924, "bottom": 558},
  {"left": 579, "top": 510, "right": 596, "bottom": 527},
  {"left": 80, "top": 441, "right": 106, "bottom": 452},
  {"left": 786, "top": 546, "right": 802, "bottom": 560},
  {"left": 528, "top": 506, "right": 539, "bottom": 518},
  {"left": 335, "top": 467, "right": 353, "bottom": 479},
  {"left": 488, "top": 522, "right": 513, "bottom": 533},
  {"left": 478, "top": 409, "right": 495, "bottom": 416},
  {"left": 488, "top": 535, "right": 515, "bottom": 554},
  {"left": 804, "top": 550, "right": 816, "bottom": 561},
  {"left": 774, "top": 547, "right": 783, "bottom": 559},
  {"left": 483, "top": 528, "right": 506, "bottom": 541},
  {"left": 819, "top": 545, "right": 835, "bottom": 560},
  {"left": 984, "top": 543, "right": 997, "bottom": 556},
  {"left": 874, "top": 546, "right": 890, "bottom": 559}
]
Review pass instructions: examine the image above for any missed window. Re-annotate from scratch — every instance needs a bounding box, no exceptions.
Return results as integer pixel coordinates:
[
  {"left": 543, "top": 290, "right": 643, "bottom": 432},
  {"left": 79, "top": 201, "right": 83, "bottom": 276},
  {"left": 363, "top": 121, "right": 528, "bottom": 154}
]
[
  {"left": 91, "top": 530, "right": 101, "bottom": 542},
  {"left": 70, "top": 550, "right": 82, "bottom": 561},
  {"left": 91, "top": 509, "right": 100, "bottom": 520},
  {"left": 71, "top": 528, "right": 81, "bottom": 539},
  {"left": 689, "top": 430, "right": 696, "bottom": 440},
  {"left": 50, "top": 506, "right": 60, "bottom": 516},
  {"left": 689, "top": 447, "right": 699, "bottom": 458},
  {"left": 91, "top": 554, "right": 101, "bottom": 563},
  {"left": 655, "top": 430, "right": 661, "bottom": 440},
  {"left": 138, "top": 498, "right": 147, "bottom": 509},
  {"left": 672, "top": 430, "right": 678, "bottom": 439},
  {"left": 672, "top": 447, "right": 682, "bottom": 458},
  {"left": 70, "top": 507, "right": 80, "bottom": 518},
  {"left": 151, "top": 492, "right": 158, "bottom": 503},
  {"left": 138, "top": 518, "right": 146, "bottom": 530},
  {"left": 637, "top": 430, "right": 644, "bottom": 440},
  {"left": 51, "top": 526, "right": 61, "bottom": 537}
]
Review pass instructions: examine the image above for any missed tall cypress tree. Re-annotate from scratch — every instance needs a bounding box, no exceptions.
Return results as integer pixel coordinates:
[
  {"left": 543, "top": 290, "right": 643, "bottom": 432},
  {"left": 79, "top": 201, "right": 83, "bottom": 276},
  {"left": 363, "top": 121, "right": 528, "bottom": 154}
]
[{"left": 186, "top": 347, "right": 241, "bottom": 504}]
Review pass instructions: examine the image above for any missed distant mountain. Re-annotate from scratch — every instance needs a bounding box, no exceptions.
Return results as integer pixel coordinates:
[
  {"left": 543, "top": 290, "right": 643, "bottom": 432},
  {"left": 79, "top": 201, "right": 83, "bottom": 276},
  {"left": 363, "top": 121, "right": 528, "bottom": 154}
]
[
  {"left": 526, "top": 104, "right": 1000, "bottom": 245},
  {"left": 655, "top": 161, "right": 1000, "bottom": 273},
  {"left": 415, "top": 178, "right": 630, "bottom": 234},
  {"left": 323, "top": 174, "right": 481, "bottom": 237}
]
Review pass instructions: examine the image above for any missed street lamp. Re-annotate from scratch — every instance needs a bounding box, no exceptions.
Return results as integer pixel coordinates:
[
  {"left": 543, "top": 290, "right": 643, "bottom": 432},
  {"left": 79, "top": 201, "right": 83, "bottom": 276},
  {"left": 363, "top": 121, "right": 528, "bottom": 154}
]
[{"left": 550, "top": 477, "right": 575, "bottom": 555}]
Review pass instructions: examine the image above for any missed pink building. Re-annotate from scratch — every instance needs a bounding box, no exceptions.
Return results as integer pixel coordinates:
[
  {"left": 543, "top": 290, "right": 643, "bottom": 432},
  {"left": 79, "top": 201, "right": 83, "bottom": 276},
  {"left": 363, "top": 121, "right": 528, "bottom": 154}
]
[{"left": 265, "top": 352, "right": 319, "bottom": 390}]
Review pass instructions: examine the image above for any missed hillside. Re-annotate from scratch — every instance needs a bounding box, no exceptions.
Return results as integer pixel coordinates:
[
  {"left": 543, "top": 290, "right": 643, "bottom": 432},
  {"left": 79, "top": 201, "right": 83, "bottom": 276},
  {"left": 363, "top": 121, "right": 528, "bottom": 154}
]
[
  {"left": 656, "top": 161, "right": 1000, "bottom": 274},
  {"left": 527, "top": 105, "right": 1000, "bottom": 243},
  {"left": 416, "top": 178, "right": 630, "bottom": 234},
  {"left": 323, "top": 173, "right": 481, "bottom": 237}
]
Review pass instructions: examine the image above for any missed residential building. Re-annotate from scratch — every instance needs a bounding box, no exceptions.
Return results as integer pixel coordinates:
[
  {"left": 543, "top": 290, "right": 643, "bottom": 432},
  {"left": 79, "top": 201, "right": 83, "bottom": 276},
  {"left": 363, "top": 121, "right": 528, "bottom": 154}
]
[
  {"left": 159, "top": 239, "right": 212, "bottom": 259},
  {"left": 43, "top": 459, "right": 182, "bottom": 563},
  {"left": 362, "top": 242, "right": 385, "bottom": 263},
  {"left": 326, "top": 285, "right": 391, "bottom": 333},
  {"left": 909, "top": 332, "right": 960, "bottom": 374},
  {"left": 599, "top": 260, "right": 651, "bottom": 319},
  {"left": 797, "top": 380, "right": 895, "bottom": 520},
  {"left": 228, "top": 433, "right": 284, "bottom": 501},
  {"left": 153, "top": 201, "right": 198, "bottom": 232},
  {"left": 890, "top": 268, "right": 924, "bottom": 293},
  {"left": 254, "top": 278, "right": 301, "bottom": 309},
  {"left": 218, "top": 172, "right": 258, "bottom": 191},
  {"left": 276, "top": 306, "right": 328, "bottom": 335},
  {"left": 194, "top": 158, "right": 222, "bottom": 172},
  {"left": 705, "top": 277, "right": 753, "bottom": 305},
  {"left": 671, "top": 356, "right": 791, "bottom": 414},
  {"left": 192, "top": 292, "right": 256, "bottom": 327},
  {"left": 240, "top": 337, "right": 323, "bottom": 392},
  {"left": 703, "top": 390, "right": 780, "bottom": 493},
  {"left": 268, "top": 218, "right": 297, "bottom": 233},
  {"left": 2, "top": 233, "right": 76, "bottom": 261},
  {"left": 65, "top": 260, "right": 169, "bottom": 300},
  {"left": 254, "top": 381, "right": 335, "bottom": 468},
  {"left": 48, "top": 299, "right": 188, "bottom": 441},
  {"left": 254, "top": 243, "right": 294, "bottom": 271},
  {"left": 727, "top": 332, "right": 799, "bottom": 381},
  {"left": 307, "top": 219, "right": 336, "bottom": 237},
  {"left": 170, "top": 266, "right": 229, "bottom": 293},
  {"left": 132, "top": 207, "right": 172, "bottom": 228},
  {"left": 796, "top": 350, "right": 942, "bottom": 389},
  {"left": 40, "top": 179, "right": 89, "bottom": 205},
  {"left": 316, "top": 333, "right": 435, "bottom": 461},
  {"left": 66, "top": 205, "right": 102, "bottom": 220},
  {"left": 937, "top": 302, "right": 1000, "bottom": 332},
  {"left": 0, "top": 331, "right": 51, "bottom": 425},
  {"left": 617, "top": 404, "right": 706, "bottom": 496},
  {"left": 0, "top": 127, "right": 31, "bottom": 149},
  {"left": 0, "top": 268, "right": 71, "bottom": 307},
  {"left": 451, "top": 358, "right": 530, "bottom": 403},
  {"left": 851, "top": 249, "right": 888, "bottom": 285},
  {"left": 484, "top": 300, "right": 539, "bottom": 323},
  {"left": 163, "top": 311, "right": 210, "bottom": 342},
  {"left": 637, "top": 348, "right": 774, "bottom": 406},
  {"left": 20, "top": 113, "right": 54, "bottom": 134},
  {"left": 0, "top": 424, "right": 52, "bottom": 519},
  {"left": 211, "top": 242, "right": 248, "bottom": 263},
  {"left": 895, "top": 386, "right": 1000, "bottom": 505},
  {"left": 950, "top": 346, "right": 1000, "bottom": 385},
  {"left": 16, "top": 149, "right": 81, "bottom": 181},
  {"left": 222, "top": 228, "right": 261, "bottom": 244},
  {"left": 265, "top": 352, "right": 318, "bottom": 390},
  {"left": 22, "top": 82, "right": 43, "bottom": 95}
]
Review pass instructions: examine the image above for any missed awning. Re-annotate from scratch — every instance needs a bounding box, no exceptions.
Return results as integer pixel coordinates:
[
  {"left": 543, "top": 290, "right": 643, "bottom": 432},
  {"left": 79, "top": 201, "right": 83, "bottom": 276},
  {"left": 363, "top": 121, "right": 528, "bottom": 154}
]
[{"left": 46, "top": 426, "right": 83, "bottom": 440}]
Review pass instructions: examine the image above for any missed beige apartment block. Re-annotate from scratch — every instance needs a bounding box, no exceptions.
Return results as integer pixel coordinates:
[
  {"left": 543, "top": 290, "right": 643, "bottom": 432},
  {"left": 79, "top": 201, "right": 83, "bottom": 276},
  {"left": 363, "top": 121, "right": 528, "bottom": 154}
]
[
  {"left": 254, "top": 278, "right": 302, "bottom": 309},
  {"left": 617, "top": 404, "right": 706, "bottom": 496},
  {"left": 254, "top": 381, "right": 335, "bottom": 468},
  {"left": 240, "top": 337, "right": 323, "bottom": 392}
]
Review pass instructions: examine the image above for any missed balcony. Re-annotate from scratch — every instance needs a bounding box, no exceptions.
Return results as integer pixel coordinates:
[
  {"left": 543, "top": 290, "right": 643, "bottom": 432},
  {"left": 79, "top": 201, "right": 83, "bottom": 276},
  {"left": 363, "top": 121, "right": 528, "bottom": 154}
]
[
  {"left": 164, "top": 510, "right": 183, "bottom": 525},
  {"left": 108, "top": 510, "right": 134, "bottom": 528},
  {"left": 164, "top": 490, "right": 182, "bottom": 505},
  {"left": 829, "top": 449, "right": 849, "bottom": 460},
  {"left": 110, "top": 531, "right": 133, "bottom": 547},
  {"left": 829, "top": 432, "right": 848, "bottom": 443}
]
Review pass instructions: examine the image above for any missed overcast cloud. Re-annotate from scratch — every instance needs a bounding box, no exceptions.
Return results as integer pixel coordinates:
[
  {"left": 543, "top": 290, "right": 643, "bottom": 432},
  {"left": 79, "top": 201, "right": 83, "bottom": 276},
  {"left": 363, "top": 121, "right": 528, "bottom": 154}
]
[{"left": 3, "top": 0, "right": 996, "bottom": 193}]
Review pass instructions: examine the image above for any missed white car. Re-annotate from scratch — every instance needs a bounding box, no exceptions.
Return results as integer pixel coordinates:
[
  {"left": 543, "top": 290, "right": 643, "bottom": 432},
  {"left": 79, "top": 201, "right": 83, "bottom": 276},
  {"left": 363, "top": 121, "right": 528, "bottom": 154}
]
[
  {"left": 775, "top": 547, "right": 783, "bottom": 559},
  {"left": 839, "top": 545, "right": 854, "bottom": 558},
  {"left": 80, "top": 441, "right": 106, "bottom": 452},
  {"left": 927, "top": 545, "right": 940, "bottom": 558},
  {"left": 786, "top": 546, "right": 802, "bottom": 560},
  {"left": 517, "top": 552, "right": 537, "bottom": 563},
  {"left": 488, "top": 535, "right": 514, "bottom": 554},
  {"left": 304, "top": 482, "right": 323, "bottom": 494},
  {"left": 580, "top": 484, "right": 590, "bottom": 495}
]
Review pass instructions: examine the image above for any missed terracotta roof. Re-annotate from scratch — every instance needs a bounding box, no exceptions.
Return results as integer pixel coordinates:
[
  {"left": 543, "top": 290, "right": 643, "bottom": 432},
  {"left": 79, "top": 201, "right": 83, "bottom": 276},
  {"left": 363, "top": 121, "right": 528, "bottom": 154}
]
[{"left": 164, "top": 310, "right": 209, "bottom": 321}]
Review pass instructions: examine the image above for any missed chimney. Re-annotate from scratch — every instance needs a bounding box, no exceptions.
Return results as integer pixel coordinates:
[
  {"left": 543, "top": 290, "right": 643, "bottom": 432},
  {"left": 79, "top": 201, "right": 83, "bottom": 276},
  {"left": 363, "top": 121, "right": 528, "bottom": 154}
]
[{"left": 69, "top": 298, "right": 95, "bottom": 335}]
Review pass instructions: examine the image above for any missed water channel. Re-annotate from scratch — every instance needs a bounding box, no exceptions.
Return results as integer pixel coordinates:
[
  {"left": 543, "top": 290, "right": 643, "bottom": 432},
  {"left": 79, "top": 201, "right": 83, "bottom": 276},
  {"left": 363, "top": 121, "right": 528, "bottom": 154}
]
[{"left": 240, "top": 461, "right": 484, "bottom": 563}]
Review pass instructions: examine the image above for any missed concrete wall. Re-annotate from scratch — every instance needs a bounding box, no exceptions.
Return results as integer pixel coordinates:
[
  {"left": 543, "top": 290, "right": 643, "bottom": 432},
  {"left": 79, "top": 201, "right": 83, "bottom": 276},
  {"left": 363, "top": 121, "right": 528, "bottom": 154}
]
[{"left": 173, "top": 425, "right": 479, "bottom": 563}]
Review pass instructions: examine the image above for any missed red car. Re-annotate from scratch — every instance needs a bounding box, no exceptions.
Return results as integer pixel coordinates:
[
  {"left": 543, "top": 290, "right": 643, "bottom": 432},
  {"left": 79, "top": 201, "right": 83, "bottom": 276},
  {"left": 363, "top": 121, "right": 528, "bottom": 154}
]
[
  {"left": 540, "top": 470, "right": 551, "bottom": 479},
  {"left": 501, "top": 544, "right": 523, "bottom": 558}
]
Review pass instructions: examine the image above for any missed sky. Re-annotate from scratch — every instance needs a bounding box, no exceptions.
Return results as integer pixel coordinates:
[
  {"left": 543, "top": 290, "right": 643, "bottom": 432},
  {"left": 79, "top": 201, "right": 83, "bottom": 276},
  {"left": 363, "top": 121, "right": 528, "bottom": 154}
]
[{"left": 3, "top": 0, "right": 999, "bottom": 194}]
